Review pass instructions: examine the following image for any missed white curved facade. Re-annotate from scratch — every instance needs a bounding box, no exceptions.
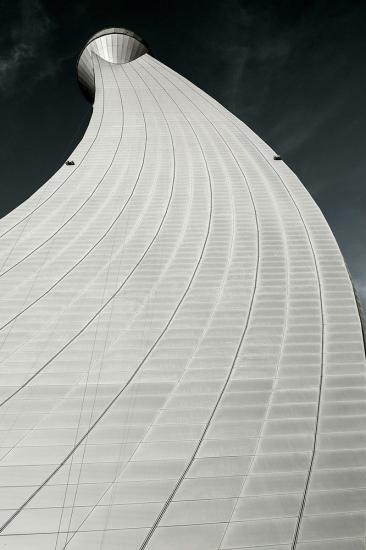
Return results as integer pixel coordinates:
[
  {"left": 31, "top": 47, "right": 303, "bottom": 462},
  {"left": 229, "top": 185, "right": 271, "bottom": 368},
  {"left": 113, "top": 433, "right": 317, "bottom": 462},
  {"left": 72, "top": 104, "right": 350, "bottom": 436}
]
[{"left": 0, "top": 28, "right": 365, "bottom": 550}]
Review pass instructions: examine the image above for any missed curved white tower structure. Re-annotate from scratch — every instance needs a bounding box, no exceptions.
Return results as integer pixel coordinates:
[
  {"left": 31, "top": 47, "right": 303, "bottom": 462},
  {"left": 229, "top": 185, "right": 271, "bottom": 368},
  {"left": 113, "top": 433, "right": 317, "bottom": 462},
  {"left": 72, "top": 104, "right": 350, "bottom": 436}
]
[{"left": 0, "top": 27, "right": 365, "bottom": 550}]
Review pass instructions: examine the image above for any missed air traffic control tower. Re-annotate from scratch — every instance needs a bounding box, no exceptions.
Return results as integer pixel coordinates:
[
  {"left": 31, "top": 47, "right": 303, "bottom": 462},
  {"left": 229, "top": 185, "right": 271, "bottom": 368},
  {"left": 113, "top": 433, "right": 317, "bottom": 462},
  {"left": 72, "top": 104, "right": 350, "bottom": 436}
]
[{"left": 0, "top": 28, "right": 365, "bottom": 550}]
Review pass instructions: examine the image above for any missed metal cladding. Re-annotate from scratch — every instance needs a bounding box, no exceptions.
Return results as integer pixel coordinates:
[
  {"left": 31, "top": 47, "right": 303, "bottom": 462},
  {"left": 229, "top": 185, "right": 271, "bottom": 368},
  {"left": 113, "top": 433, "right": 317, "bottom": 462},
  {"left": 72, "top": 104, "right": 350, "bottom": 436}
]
[
  {"left": 0, "top": 27, "right": 365, "bottom": 550},
  {"left": 77, "top": 27, "right": 150, "bottom": 102}
]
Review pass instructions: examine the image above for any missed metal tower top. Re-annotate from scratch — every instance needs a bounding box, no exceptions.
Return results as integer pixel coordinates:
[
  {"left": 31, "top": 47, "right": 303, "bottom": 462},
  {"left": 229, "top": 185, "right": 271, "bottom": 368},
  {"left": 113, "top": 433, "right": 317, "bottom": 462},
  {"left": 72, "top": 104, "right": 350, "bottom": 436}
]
[{"left": 77, "top": 27, "right": 150, "bottom": 102}]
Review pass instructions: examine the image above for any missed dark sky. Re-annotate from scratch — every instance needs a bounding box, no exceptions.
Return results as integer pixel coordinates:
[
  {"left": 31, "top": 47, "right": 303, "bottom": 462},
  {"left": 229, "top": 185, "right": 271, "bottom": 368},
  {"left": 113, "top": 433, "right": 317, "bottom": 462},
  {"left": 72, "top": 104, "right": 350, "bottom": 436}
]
[{"left": 0, "top": 0, "right": 365, "bottom": 308}]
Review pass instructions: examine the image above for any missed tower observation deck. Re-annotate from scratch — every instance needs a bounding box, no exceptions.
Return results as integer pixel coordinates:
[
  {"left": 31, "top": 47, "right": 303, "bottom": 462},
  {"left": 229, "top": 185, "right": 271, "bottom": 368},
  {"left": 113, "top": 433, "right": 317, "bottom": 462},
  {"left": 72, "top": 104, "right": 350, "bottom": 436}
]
[{"left": 0, "top": 27, "right": 365, "bottom": 550}]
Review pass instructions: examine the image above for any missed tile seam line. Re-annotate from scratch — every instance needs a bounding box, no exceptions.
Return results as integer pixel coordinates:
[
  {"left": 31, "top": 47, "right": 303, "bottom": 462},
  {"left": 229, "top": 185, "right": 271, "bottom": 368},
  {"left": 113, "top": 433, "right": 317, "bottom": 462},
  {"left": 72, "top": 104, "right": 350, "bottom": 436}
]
[
  {"left": 0, "top": 56, "right": 107, "bottom": 279},
  {"left": 233, "top": 101, "right": 323, "bottom": 550},
  {"left": 3, "top": 451, "right": 362, "bottom": 469},
  {"left": 0, "top": 170, "right": 175, "bottom": 407},
  {"left": 0, "top": 56, "right": 123, "bottom": 279},
  {"left": 0, "top": 52, "right": 205, "bottom": 426},
  {"left": 0, "top": 94, "right": 176, "bottom": 409},
  {"left": 134, "top": 57, "right": 260, "bottom": 550},
  {"left": 139, "top": 60, "right": 292, "bottom": 550},
  {"left": 147, "top": 56, "right": 325, "bottom": 550},
  {"left": 215, "top": 104, "right": 291, "bottom": 550},
  {"left": 225, "top": 117, "right": 324, "bottom": 550},
  {"left": 0, "top": 58, "right": 109, "bottom": 369},
  {"left": 6, "top": 532, "right": 366, "bottom": 548},
  {"left": 0, "top": 61, "right": 148, "bottom": 334},
  {"left": 0, "top": 91, "right": 177, "bottom": 536},
  {"left": 54, "top": 58, "right": 129, "bottom": 550},
  {"left": 0, "top": 120, "right": 162, "bottom": 365},
  {"left": 5, "top": 494, "right": 366, "bottom": 512},
  {"left": 61, "top": 56, "right": 215, "bottom": 549},
  {"left": 0, "top": 56, "right": 131, "bottom": 402},
  {"left": 144, "top": 57, "right": 326, "bottom": 550},
  {"left": 61, "top": 50, "right": 236, "bottom": 543},
  {"left": 59, "top": 57, "right": 198, "bottom": 547},
  {"left": 5, "top": 471, "right": 366, "bottom": 488},
  {"left": 0, "top": 47, "right": 213, "bottom": 537},
  {"left": 0, "top": 55, "right": 105, "bottom": 241},
  {"left": 2, "top": 518, "right": 301, "bottom": 535},
  {"left": 1, "top": 527, "right": 313, "bottom": 550}
]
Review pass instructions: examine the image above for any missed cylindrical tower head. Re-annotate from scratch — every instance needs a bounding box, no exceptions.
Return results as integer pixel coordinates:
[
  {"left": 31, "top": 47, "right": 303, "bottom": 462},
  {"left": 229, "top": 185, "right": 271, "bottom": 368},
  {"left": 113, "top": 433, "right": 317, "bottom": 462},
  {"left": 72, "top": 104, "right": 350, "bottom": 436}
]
[{"left": 77, "top": 27, "right": 150, "bottom": 103}]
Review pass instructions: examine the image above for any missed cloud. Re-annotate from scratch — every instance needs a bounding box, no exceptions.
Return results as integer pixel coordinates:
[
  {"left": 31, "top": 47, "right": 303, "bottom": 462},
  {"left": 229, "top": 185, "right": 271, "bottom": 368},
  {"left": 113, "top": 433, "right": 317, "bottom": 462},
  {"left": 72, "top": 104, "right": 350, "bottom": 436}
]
[
  {"left": 201, "top": 0, "right": 293, "bottom": 115},
  {"left": 0, "top": 0, "right": 54, "bottom": 91}
]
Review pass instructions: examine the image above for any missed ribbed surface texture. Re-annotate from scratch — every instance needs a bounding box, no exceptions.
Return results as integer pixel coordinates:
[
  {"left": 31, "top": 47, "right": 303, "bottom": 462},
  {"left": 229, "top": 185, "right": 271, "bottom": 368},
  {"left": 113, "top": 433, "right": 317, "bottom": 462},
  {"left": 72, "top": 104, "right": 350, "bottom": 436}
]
[{"left": 0, "top": 45, "right": 365, "bottom": 550}]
